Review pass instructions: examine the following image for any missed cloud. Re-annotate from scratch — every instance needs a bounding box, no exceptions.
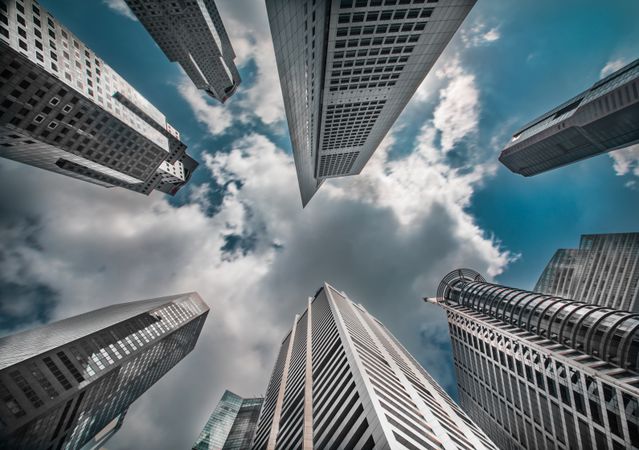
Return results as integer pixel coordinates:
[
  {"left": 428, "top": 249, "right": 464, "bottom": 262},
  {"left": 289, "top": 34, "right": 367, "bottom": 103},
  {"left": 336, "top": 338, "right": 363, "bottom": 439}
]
[
  {"left": 600, "top": 58, "right": 628, "bottom": 78},
  {"left": 177, "top": 77, "right": 235, "bottom": 135},
  {"left": 432, "top": 58, "right": 480, "bottom": 153},
  {"left": 609, "top": 143, "right": 639, "bottom": 179},
  {"left": 102, "top": 0, "right": 137, "bottom": 21},
  {"left": 461, "top": 21, "right": 501, "bottom": 47}
]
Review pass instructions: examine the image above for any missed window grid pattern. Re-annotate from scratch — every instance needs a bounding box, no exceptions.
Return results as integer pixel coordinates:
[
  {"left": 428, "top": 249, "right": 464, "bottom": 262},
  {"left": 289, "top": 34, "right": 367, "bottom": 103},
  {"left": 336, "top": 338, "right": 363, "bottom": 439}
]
[
  {"left": 447, "top": 307, "right": 639, "bottom": 450},
  {"left": 0, "top": 0, "right": 197, "bottom": 196},
  {"left": 0, "top": 293, "right": 209, "bottom": 450}
]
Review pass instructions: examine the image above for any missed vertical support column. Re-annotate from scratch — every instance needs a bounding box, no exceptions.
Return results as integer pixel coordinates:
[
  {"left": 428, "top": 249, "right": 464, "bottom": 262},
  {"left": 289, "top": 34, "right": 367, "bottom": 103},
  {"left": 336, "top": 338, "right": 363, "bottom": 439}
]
[
  {"left": 303, "top": 298, "right": 313, "bottom": 450},
  {"left": 266, "top": 314, "right": 298, "bottom": 450}
]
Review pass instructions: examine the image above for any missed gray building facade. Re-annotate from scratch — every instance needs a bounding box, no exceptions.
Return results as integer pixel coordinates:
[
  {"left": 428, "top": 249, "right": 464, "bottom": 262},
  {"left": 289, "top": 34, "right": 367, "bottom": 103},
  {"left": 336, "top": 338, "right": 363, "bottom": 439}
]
[
  {"left": 0, "top": 292, "right": 209, "bottom": 450},
  {"left": 0, "top": 0, "right": 198, "bottom": 196},
  {"left": 192, "top": 390, "right": 263, "bottom": 450},
  {"left": 427, "top": 268, "right": 639, "bottom": 450},
  {"left": 535, "top": 232, "right": 639, "bottom": 312},
  {"left": 266, "top": 0, "right": 476, "bottom": 206},
  {"left": 500, "top": 58, "right": 639, "bottom": 177},
  {"left": 251, "top": 283, "right": 497, "bottom": 450},
  {"left": 125, "top": 0, "right": 241, "bottom": 103}
]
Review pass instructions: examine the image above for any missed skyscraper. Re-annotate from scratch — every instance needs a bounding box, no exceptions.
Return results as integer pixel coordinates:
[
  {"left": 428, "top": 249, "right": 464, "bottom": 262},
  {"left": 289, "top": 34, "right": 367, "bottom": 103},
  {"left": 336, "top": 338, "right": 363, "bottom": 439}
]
[
  {"left": 535, "top": 232, "right": 639, "bottom": 312},
  {"left": 426, "top": 268, "right": 639, "bottom": 450},
  {"left": 251, "top": 283, "right": 497, "bottom": 450},
  {"left": 192, "top": 390, "right": 263, "bottom": 450},
  {"left": 125, "top": 0, "right": 241, "bottom": 104},
  {"left": 0, "top": 0, "right": 198, "bottom": 196},
  {"left": 0, "top": 292, "right": 209, "bottom": 450},
  {"left": 499, "top": 58, "right": 639, "bottom": 177},
  {"left": 266, "top": 0, "right": 476, "bottom": 206}
]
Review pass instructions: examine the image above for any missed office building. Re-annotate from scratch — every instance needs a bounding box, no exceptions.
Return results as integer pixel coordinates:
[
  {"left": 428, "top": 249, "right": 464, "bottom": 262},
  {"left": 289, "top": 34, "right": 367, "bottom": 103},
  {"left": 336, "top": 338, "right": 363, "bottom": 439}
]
[
  {"left": 125, "top": 0, "right": 241, "bottom": 103},
  {"left": 0, "top": 292, "right": 209, "bottom": 450},
  {"left": 251, "top": 283, "right": 497, "bottom": 450},
  {"left": 266, "top": 0, "right": 476, "bottom": 206},
  {"left": 535, "top": 232, "right": 639, "bottom": 312},
  {"left": 426, "top": 268, "right": 639, "bottom": 449},
  {"left": 500, "top": 58, "right": 639, "bottom": 176},
  {"left": 192, "top": 390, "right": 263, "bottom": 450},
  {"left": 0, "top": 0, "right": 198, "bottom": 196}
]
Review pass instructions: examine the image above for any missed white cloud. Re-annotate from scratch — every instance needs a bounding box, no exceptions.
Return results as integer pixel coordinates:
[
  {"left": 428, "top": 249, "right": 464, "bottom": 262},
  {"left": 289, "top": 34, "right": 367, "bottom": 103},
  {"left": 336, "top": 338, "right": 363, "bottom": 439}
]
[
  {"left": 600, "top": 58, "right": 627, "bottom": 78},
  {"left": 177, "top": 77, "right": 234, "bottom": 135},
  {"left": 461, "top": 21, "right": 501, "bottom": 47},
  {"left": 609, "top": 143, "right": 639, "bottom": 178},
  {"left": 102, "top": 0, "right": 137, "bottom": 21},
  {"left": 432, "top": 58, "right": 480, "bottom": 153}
]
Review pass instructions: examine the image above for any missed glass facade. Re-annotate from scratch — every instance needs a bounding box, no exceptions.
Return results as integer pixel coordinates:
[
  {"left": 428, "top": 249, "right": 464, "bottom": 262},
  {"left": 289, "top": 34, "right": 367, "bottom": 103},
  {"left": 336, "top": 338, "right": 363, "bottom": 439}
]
[
  {"left": 430, "top": 269, "right": 639, "bottom": 449},
  {"left": 124, "top": 0, "right": 241, "bottom": 103},
  {"left": 192, "top": 390, "right": 263, "bottom": 450},
  {"left": 0, "top": 292, "right": 209, "bottom": 450}
]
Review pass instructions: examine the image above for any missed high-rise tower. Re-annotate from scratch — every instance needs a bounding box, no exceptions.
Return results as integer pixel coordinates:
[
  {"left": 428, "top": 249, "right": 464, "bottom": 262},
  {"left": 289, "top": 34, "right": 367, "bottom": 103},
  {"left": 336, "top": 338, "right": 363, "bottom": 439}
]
[
  {"left": 266, "top": 0, "right": 476, "bottom": 206},
  {"left": 251, "top": 283, "right": 496, "bottom": 450},
  {"left": 534, "top": 232, "right": 639, "bottom": 312},
  {"left": 0, "top": 0, "right": 198, "bottom": 196},
  {"left": 192, "top": 390, "right": 263, "bottom": 450},
  {"left": 125, "top": 0, "right": 241, "bottom": 103},
  {"left": 427, "top": 269, "right": 639, "bottom": 449},
  {"left": 500, "top": 58, "right": 639, "bottom": 177},
  {"left": 0, "top": 292, "right": 209, "bottom": 450}
]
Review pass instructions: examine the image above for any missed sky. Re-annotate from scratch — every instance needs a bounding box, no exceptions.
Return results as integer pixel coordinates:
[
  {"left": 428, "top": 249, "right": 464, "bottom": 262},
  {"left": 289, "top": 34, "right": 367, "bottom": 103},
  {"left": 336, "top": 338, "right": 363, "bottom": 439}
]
[{"left": 0, "top": 0, "right": 638, "bottom": 448}]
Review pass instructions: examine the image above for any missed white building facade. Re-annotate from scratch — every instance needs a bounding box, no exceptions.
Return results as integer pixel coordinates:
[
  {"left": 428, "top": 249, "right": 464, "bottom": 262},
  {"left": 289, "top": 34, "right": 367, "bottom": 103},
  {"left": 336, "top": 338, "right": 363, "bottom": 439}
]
[
  {"left": 266, "top": 0, "right": 476, "bottom": 206},
  {"left": 251, "top": 283, "right": 497, "bottom": 450},
  {"left": 0, "top": 0, "right": 197, "bottom": 196}
]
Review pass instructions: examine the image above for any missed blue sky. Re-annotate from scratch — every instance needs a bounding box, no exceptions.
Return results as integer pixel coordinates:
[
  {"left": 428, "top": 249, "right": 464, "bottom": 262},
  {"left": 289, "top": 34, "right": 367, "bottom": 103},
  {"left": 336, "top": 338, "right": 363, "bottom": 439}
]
[{"left": 0, "top": 0, "right": 638, "bottom": 448}]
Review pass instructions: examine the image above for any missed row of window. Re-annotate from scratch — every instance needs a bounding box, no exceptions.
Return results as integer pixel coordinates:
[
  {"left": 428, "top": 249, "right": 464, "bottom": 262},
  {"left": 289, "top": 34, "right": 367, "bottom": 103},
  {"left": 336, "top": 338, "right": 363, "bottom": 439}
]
[{"left": 338, "top": 8, "right": 433, "bottom": 24}]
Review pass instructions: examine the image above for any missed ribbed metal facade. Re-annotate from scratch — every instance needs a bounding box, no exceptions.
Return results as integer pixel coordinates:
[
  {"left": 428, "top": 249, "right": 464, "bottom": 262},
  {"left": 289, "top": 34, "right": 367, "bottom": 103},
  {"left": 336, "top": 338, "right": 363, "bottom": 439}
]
[
  {"left": 430, "top": 269, "right": 639, "bottom": 449},
  {"left": 499, "top": 58, "right": 639, "bottom": 177},
  {"left": 535, "top": 233, "right": 639, "bottom": 312},
  {"left": 0, "top": 292, "right": 209, "bottom": 450},
  {"left": 252, "top": 283, "right": 497, "bottom": 450},
  {"left": 266, "top": 0, "right": 476, "bottom": 206}
]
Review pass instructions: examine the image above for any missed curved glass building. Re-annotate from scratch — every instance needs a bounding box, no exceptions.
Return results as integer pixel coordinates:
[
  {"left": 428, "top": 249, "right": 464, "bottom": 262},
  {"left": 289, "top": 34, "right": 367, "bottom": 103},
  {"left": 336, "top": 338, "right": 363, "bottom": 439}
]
[{"left": 427, "top": 269, "right": 639, "bottom": 450}]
